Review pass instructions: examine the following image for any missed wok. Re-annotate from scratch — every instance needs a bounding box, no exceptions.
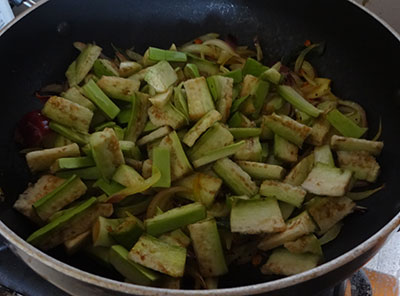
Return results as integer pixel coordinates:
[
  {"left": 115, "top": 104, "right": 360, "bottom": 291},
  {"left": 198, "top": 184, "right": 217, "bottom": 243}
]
[{"left": 0, "top": 0, "right": 400, "bottom": 295}]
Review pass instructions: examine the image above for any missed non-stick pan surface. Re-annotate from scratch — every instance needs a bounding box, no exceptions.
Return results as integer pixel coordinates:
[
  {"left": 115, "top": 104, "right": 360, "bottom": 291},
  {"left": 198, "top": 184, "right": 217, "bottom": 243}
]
[{"left": 0, "top": 0, "right": 400, "bottom": 294}]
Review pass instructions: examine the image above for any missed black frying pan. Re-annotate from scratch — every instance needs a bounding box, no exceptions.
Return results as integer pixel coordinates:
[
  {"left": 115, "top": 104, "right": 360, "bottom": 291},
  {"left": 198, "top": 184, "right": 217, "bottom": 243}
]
[{"left": 0, "top": 0, "right": 400, "bottom": 295}]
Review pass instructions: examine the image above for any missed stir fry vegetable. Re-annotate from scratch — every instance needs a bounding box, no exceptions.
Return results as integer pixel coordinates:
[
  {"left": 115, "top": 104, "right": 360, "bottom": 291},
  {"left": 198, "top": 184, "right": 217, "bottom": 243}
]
[{"left": 14, "top": 33, "right": 384, "bottom": 289}]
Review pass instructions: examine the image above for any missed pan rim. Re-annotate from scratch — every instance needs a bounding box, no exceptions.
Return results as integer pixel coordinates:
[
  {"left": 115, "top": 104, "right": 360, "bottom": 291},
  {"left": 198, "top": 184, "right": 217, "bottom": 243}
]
[{"left": 1, "top": 0, "right": 400, "bottom": 295}]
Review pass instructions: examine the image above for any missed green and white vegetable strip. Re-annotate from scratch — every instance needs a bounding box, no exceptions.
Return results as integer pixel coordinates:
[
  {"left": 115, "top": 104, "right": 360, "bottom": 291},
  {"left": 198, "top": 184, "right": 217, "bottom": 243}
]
[{"left": 16, "top": 36, "right": 384, "bottom": 289}]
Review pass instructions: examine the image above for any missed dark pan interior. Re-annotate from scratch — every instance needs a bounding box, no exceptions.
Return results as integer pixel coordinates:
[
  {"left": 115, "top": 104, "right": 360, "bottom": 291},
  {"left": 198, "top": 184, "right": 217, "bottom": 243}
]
[{"left": 1, "top": 0, "right": 400, "bottom": 289}]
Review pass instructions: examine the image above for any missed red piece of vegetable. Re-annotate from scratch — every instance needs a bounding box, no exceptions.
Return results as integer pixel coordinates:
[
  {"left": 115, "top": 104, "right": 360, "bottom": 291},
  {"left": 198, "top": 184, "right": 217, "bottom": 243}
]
[{"left": 15, "top": 110, "right": 51, "bottom": 147}]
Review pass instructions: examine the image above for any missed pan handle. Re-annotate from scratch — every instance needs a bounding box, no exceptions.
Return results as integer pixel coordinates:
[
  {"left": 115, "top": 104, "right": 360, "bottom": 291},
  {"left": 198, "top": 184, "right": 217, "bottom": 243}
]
[{"left": 9, "top": 0, "right": 36, "bottom": 8}]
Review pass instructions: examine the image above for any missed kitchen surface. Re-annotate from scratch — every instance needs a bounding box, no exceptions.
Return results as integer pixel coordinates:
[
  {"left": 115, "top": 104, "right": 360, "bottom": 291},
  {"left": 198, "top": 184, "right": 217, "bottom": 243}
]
[{"left": 0, "top": 0, "right": 400, "bottom": 295}]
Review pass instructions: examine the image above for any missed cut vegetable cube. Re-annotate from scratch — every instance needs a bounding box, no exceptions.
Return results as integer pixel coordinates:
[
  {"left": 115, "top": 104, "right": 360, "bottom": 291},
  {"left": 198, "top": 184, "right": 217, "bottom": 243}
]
[
  {"left": 119, "top": 141, "right": 142, "bottom": 160},
  {"left": 148, "top": 102, "right": 187, "bottom": 130},
  {"left": 230, "top": 197, "right": 285, "bottom": 234},
  {"left": 109, "top": 245, "right": 159, "bottom": 285},
  {"left": 49, "top": 122, "right": 89, "bottom": 145},
  {"left": 236, "top": 161, "right": 285, "bottom": 180},
  {"left": 284, "top": 153, "right": 314, "bottom": 186},
  {"left": 242, "top": 57, "right": 269, "bottom": 77},
  {"left": 92, "top": 216, "right": 123, "bottom": 247},
  {"left": 149, "top": 87, "right": 173, "bottom": 107},
  {"left": 183, "top": 110, "right": 221, "bottom": 147},
  {"left": 326, "top": 109, "right": 367, "bottom": 138},
  {"left": 229, "top": 128, "right": 261, "bottom": 139},
  {"left": 307, "top": 115, "right": 331, "bottom": 146},
  {"left": 307, "top": 196, "right": 355, "bottom": 234},
  {"left": 97, "top": 76, "right": 140, "bottom": 101},
  {"left": 336, "top": 151, "right": 380, "bottom": 182},
  {"left": 222, "top": 68, "right": 242, "bottom": 83},
  {"left": 188, "top": 218, "right": 228, "bottom": 277},
  {"left": 90, "top": 128, "right": 125, "bottom": 179},
  {"left": 184, "top": 77, "right": 215, "bottom": 121},
  {"left": 33, "top": 175, "right": 87, "bottom": 221},
  {"left": 65, "top": 61, "right": 77, "bottom": 86},
  {"left": 93, "top": 58, "right": 119, "bottom": 77},
  {"left": 260, "top": 180, "right": 306, "bottom": 208},
  {"left": 258, "top": 211, "right": 317, "bottom": 251},
  {"left": 119, "top": 61, "right": 142, "bottom": 77},
  {"left": 207, "top": 76, "right": 234, "bottom": 122},
  {"left": 27, "top": 197, "right": 113, "bottom": 250},
  {"left": 145, "top": 202, "right": 206, "bottom": 236},
  {"left": 26, "top": 143, "right": 80, "bottom": 173},
  {"left": 184, "top": 63, "right": 200, "bottom": 78},
  {"left": 192, "top": 141, "right": 245, "bottom": 168},
  {"left": 159, "top": 229, "right": 191, "bottom": 248},
  {"left": 144, "top": 60, "right": 178, "bottom": 93},
  {"left": 14, "top": 175, "right": 65, "bottom": 223},
  {"left": 129, "top": 234, "right": 187, "bottom": 277},
  {"left": 75, "top": 44, "right": 102, "bottom": 84},
  {"left": 277, "top": 85, "right": 322, "bottom": 118},
  {"left": 302, "top": 163, "right": 352, "bottom": 196},
  {"left": 264, "top": 113, "right": 311, "bottom": 147},
  {"left": 148, "top": 47, "right": 187, "bottom": 62},
  {"left": 137, "top": 126, "right": 172, "bottom": 147},
  {"left": 112, "top": 164, "right": 144, "bottom": 188},
  {"left": 189, "top": 123, "right": 234, "bottom": 161},
  {"left": 284, "top": 234, "right": 323, "bottom": 255},
  {"left": 260, "top": 248, "right": 320, "bottom": 276},
  {"left": 174, "top": 172, "right": 222, "bottom": 207},
  {"left": 61, "top": 87, "right": 95, "bottom": 111},
  {"left": 110, "top": 216, "right": 144, "bottom": 249},
  {"left": 331, "top": 135, "right": 384, "bottom": 156},
  {"left": 260, "top": 115, "right": 274, "bottom": 140},
  {"left": 93, "top": 178, "right": 125, "bottom": 196},
  {"left": 82, "top": 79, "right": 120, "bottom": 119},
  {"left": 260, "top": 67, "right": 282, "bottom": 84},
  {"left": 125, "top": 92, "right": 150, "bottom": 142},
  {"left": 314, "top": 145, "right": 335, "bottom": 167},
  {"left": 56, "top": 156, "right": 95, "bottom": 170},
  {"left": 234, "top": 137, "right": 262, "bottom": 162},
  {"left": 152, "top": 147, "right": 171, "bottom": 188},
  {"left": 213, "top": 158, "right": 258, "bottom": 196},
  {"left": 274, "top": 134, "right": 298, "bottom": 163},
  {"left": 159, "top": 131, "right": 192, "bottom": 181},
  {"left": 173, "top": 84, "right": 190, "bottom": 119},
  {"left": 228, "top": 112, "right": 253, "bottom": 128}
]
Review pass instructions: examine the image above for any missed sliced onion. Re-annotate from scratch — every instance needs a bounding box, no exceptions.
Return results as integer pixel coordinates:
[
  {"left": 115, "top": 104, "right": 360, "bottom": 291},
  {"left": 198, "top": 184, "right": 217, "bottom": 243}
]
[
  {"left": 146, "top": 186, "right": 188, "bottom": 219},
  {"left": 181, "top": 33, "right": 220, "bottom": 48},
  {"left": 338, "top": 100, "right": 368, "bottom": 128},
  {"left": 235, "top": 46, "right": 256, "bottom": 58},
  {"left": 107, "top": 168, "right": 161, "bottom": 203},
  {"left": 217, "top": 50, "right": 233, "bottom": 65},
  {"left": 301, "top": 60, "right": 316, "bottom": 80},
  {"left": 319, "top": 223, "right": 343, "bottom": 245},
  {"left": 203, "top": 39, "right": 239, "bottom": 57},
  {"left": 125, "top": 49, "right": 144, "bottom": 63},
  {"left": 253, "top": 36, "right": 263, "bottom": 62},
  {"left": 372, "top": 118, "right": 382, "bottom": 141},
  {"left": 180, "top": 44, "right": 217, "bottom": 59},
  {"left": 294, "top": 43, "right": 320, "bottom": 73},
  {"left": 347, "top": 184, "right": 385, "bottom": 201}
]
